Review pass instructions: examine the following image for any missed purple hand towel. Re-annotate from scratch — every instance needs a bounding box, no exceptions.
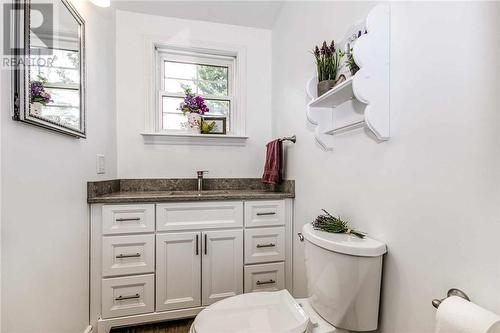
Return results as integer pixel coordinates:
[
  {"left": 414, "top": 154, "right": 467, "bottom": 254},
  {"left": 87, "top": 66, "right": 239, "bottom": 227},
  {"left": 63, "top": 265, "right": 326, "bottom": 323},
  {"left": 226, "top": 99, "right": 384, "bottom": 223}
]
[{"left": 262, "top": 139, "right": 283, "bottom": 185}]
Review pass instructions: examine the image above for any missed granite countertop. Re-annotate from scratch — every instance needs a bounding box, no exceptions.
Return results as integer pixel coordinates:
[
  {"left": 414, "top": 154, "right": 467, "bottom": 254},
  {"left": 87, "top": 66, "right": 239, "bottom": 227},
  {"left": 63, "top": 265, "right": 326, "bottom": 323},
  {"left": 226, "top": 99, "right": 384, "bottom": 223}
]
[{"left": 88, "top": 178, "right": 294, "bottom": 204}]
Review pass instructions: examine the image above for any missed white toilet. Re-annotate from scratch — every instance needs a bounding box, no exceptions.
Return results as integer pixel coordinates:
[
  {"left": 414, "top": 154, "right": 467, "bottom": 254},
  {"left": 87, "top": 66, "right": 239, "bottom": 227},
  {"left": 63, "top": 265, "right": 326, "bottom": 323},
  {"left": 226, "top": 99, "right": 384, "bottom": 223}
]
[{"left": 190, "top": 223, "right": 387, "bottom": 333}]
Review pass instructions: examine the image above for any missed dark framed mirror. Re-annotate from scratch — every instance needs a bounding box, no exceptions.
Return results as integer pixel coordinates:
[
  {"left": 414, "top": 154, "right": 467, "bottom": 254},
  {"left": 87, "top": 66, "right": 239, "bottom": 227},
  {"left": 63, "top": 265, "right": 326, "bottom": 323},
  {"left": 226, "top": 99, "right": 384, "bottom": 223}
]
[{"left": 12, "top": 0, "right": 86, "bottom": 138}]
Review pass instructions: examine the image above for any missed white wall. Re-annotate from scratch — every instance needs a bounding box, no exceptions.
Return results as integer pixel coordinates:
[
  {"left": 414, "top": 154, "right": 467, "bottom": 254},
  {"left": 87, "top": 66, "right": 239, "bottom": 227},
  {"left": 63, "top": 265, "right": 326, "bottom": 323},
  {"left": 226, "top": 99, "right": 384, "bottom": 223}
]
[
  {"left": 115, "top": 11, "right": 272, "bottom": 178},
  {"left": 0, "top": 3, "right": 3, "bottom": 329},
  {"left": 0, "top": 1, "right": 117, "bottom": 332},
  {"left": 272, "top": 2, "right": 500, "bottom": 333}
]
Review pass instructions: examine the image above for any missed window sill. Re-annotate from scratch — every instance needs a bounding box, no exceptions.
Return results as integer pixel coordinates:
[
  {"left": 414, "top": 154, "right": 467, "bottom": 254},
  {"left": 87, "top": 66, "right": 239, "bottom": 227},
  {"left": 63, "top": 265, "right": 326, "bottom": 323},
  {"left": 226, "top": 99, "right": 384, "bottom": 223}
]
[{"left": 140, "top": 132, "right": 248, "bottom": 146}]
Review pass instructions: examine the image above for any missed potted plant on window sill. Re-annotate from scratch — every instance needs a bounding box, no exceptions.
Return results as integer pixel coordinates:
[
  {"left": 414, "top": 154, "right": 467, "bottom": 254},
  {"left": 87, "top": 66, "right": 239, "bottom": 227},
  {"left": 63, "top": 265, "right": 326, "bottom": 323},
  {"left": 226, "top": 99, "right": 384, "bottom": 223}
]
[
  {"left": 313, "top": 41, "right": 342, "bottom": 97},
  {"left": 30, "top": 76, "right": 52, "bottom": 116},
  {"left": 178, "top": 87, "right": 210, "bottom": 134}
]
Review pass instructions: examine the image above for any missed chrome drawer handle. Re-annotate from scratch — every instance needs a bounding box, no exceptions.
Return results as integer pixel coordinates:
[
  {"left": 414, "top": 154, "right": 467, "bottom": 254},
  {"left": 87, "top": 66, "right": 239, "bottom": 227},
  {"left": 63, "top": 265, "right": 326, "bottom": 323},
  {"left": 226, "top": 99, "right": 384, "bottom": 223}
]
[
  {"left": 256, "top": 212, "right": 276, "bottom": 216},
  {"left": 256, "top": 243, "right": 276, "bottom": 248},
  {"left": 115, "top": 293, "right": 140, "bottom": 301},
  {"left": 256, "top": 279, "right": 275, "bottom": 285},
  {"left": 116, "top": 253, "right": 140, "bottom": 259},
  {"left": 116, "top": 217, "right": 140, "bottom": 222}
]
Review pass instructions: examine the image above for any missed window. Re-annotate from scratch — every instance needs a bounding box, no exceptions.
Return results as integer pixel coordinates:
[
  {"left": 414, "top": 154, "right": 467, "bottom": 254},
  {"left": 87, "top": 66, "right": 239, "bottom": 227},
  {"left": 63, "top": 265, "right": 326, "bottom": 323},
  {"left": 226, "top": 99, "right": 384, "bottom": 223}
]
[{"left": 156, "top": 48, "right": 235, "bottom": 132}]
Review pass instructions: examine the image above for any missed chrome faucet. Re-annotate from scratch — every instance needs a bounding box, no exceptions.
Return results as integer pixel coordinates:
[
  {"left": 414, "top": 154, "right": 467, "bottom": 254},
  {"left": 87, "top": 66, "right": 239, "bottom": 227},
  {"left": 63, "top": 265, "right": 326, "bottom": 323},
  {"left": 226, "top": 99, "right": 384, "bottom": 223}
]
[{"left": 196, "top": 170, "right": 208, "bottom": 191}]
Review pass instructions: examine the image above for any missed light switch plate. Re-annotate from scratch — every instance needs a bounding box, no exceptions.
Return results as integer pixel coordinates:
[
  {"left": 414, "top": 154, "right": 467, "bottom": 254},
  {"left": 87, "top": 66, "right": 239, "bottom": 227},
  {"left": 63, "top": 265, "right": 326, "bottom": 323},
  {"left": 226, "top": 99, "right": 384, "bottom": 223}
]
[{"left": 96, "top": 154, "right": 105, "bottom": 174}]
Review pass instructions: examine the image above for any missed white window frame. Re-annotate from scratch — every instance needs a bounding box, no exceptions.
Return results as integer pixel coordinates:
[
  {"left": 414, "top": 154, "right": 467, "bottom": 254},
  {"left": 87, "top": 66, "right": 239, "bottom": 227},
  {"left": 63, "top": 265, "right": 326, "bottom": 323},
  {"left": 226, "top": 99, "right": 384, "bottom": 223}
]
[
  {"left": 157, "top": 50, "right": 235, "bottom": 132},
  {"left": 143, "top": 40, "right": 247, "bottom": 145}
]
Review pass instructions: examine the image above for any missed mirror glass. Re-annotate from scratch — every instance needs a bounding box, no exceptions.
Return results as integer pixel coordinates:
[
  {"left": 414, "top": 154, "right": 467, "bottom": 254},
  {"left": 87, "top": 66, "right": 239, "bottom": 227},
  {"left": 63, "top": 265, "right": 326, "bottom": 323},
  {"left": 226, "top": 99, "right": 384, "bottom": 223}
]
[{"left": 14, "top": 0, "right": 85, "bottom": 137}]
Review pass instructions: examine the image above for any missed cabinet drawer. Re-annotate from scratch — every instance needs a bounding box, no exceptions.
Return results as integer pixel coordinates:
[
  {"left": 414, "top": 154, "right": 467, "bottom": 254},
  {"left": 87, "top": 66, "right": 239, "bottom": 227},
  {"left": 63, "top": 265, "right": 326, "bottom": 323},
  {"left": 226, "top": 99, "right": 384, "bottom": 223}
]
[
  {"left": 101, "top": 274, "right": 154, "bottom": 319},
  {"left": 102, "top": 204, "right": 155, "bottom": 235},
  {"left": 244, "top": 227, "right": 285, "bottom": 264},
  {"left": 244, "top": 200, "right": 285, "bottom": 227},
  {"left": 244, "top": 262, "right": 284, "bottom": 293},
  {"left": 157, "top": 201, "right": 243, "bottom": 231},
  {"left": 102, "top": 234, "right": 154, "bottom": 277}
]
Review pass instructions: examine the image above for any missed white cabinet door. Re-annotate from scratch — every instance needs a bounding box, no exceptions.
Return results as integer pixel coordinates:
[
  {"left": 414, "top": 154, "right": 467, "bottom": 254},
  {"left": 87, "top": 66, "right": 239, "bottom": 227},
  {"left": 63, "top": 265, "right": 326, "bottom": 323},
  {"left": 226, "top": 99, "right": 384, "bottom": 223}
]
[
  {"left": 202, "top": 229, "right": 243, "bottom": 306},
  {"left": 156, "top": 232, "right": 201, "bottom": 311}
]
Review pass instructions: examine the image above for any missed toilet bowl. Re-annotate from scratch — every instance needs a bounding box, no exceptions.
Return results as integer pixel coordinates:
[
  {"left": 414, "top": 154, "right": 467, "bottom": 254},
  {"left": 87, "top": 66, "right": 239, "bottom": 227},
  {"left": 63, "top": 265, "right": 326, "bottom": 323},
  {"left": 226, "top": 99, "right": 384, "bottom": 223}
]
[{"left": 191, "top": 224, "right": 387, "bottom": 333}]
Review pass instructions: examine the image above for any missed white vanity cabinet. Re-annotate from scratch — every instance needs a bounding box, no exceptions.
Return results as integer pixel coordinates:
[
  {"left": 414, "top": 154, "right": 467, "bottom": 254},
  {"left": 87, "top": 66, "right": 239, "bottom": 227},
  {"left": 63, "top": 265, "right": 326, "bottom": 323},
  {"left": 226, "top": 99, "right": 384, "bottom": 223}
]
[{"left": 90, "top": 199, "right": 293, "bottom": 333}]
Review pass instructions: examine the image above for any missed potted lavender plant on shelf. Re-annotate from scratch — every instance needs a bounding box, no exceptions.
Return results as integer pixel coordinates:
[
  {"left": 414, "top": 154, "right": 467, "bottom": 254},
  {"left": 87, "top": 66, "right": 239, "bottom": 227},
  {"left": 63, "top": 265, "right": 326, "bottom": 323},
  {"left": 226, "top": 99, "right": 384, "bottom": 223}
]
[
  {"left": 313, "top": 40, "right": 342, "bottom": 97},
  {"left": 178, "top": 87, "right": 210, "bottom": 133},
  {"left": 30, "top": 77, "right": 52, "bottom": 116}
]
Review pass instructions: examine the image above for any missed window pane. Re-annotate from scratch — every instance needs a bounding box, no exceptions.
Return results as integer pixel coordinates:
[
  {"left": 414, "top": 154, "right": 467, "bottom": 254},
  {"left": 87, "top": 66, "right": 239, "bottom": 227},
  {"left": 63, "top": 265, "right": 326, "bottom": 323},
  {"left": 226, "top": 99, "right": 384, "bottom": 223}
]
[
  {"left": 163, "top": 113, "right": 186, "bottom": 130},
  {"left": 162, "top": 96, "right": 183, "bottom": 114},
  {"left": 45, "top": 88, "right": 80, "bottom": 107},
  {"left": 205, "top": 100, "right": 229, "bottom": 117},
  {"left": 197, "top": 80, "right": 227, "bottom": 97},
  {"left": 164, "top": 79, "right": 196, "bottom": 94},
  {"left": 164, "top": 62, "right": 196, "bottom": 80},
  {"left": 164, "top": 60, "right": 229, "bottom": 97},
  {"left": 197, "top": 65, "right": 228, "bottom": 96},
  {"left": 162, "top": 96, "right": 185, "bottom": 130}
]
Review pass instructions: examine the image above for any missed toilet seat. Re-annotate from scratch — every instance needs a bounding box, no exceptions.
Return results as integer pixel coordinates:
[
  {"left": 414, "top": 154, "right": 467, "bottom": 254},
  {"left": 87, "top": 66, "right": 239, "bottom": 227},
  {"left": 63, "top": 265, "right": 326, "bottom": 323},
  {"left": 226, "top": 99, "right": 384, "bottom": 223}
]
[{"left": 191, "top": 290, "right": 310, "bottom": 333}]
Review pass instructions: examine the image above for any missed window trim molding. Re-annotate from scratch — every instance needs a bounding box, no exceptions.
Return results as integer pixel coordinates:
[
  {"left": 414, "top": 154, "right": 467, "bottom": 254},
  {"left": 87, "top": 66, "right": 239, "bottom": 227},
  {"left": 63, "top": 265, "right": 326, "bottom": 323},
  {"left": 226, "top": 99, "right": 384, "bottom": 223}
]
[{"left": 144, "top": 37, "right": 247, "bottom": 144}]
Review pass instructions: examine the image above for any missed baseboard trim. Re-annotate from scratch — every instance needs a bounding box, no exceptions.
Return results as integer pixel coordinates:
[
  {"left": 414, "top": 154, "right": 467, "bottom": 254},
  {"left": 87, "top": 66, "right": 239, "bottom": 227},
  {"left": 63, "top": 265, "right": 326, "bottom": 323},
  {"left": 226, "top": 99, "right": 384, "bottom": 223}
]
[{"left": 83, "top": 325, "right": 93, "bottom": 333}]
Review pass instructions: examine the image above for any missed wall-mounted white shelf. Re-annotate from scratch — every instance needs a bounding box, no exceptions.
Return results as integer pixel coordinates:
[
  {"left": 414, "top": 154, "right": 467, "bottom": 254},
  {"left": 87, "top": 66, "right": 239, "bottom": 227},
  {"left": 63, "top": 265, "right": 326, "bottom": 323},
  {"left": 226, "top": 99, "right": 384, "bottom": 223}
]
[
  {"left": 306, "top": 3, "right": 391, "bottom": 151},
  {"left": 308, "top": 78, "right": 355, "bottom": 108}
]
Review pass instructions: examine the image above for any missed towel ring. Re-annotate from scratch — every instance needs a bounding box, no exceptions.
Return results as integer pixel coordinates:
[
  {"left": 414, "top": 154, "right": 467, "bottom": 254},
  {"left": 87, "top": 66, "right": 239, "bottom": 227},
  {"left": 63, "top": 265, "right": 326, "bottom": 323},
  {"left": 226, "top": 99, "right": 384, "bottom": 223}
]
[{"left": 432, "top": 288, "right": 470, "bottom": 309}]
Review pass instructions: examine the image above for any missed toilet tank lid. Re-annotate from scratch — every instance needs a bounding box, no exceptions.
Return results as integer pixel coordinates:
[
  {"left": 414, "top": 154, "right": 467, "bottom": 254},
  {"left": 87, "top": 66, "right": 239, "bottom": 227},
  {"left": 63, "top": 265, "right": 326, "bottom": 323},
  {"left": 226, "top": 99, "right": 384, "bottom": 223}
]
[{"left": 302, "top": 223, "right": 387, "bottom": 257}]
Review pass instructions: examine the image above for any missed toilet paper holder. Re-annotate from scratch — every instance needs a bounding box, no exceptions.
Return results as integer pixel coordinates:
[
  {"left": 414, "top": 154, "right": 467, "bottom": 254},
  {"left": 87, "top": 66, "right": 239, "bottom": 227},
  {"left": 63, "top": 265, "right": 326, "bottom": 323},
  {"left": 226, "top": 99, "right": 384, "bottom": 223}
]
[{"left": 432, "top": 288, "right": 470, "bottom": 308}]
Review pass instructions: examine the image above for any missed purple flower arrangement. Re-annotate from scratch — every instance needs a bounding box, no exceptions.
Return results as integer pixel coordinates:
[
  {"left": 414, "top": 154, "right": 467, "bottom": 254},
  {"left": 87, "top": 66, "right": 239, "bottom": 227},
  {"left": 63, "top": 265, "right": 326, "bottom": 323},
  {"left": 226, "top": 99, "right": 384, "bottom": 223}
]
[
  {"left": 30, "top": 79, "right": 52, "bottom": 105},
  {"left": 178, "top": 87, "right": 209, "bottom": 115},
  {"left": 312, "top": 40, "right": 341, "bottom": 82}
]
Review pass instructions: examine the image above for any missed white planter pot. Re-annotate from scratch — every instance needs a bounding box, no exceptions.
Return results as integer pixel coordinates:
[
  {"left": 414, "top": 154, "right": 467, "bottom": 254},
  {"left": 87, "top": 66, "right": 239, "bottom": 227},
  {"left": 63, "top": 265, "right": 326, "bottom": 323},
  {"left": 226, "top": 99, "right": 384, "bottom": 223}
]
[
  {"left": 186, "top": 113, "right": 201, "bottom": 133},
  {"left": 31, "top": 102, "right": 43, "bottom": 116}
]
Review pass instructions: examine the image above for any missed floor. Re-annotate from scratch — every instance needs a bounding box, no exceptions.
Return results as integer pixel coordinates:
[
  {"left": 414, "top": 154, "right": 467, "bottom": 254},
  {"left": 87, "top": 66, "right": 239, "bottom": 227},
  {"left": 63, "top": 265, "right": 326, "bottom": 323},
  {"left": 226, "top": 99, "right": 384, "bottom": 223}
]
[{"left": 111, "top": 319, "right": 194, "bottom": 333}]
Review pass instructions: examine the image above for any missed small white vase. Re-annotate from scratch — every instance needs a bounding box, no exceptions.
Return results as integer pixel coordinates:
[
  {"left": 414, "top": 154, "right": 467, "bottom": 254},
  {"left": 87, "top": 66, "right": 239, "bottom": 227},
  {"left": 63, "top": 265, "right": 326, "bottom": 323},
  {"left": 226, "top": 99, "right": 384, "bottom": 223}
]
[
  {"left": 31, "top": 102, "right": 43, "bottom": 116},
  {"left": 186, "top": 113, "right": 201, "bottom": 133}
]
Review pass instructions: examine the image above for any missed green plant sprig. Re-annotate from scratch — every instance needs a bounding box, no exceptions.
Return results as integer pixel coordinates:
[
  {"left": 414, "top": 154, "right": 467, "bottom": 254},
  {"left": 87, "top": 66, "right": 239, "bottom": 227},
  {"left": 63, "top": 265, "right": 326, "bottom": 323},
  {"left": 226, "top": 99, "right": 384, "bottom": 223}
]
[{"left": 312, "top": 209, "right": 365, "bottom": 238}]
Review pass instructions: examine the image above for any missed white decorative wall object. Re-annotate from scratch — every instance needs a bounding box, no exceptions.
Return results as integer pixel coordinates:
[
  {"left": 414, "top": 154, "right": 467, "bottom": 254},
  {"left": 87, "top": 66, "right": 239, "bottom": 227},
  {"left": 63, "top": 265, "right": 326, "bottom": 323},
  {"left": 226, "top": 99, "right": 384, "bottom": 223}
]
[{"left": 306, "top": 3, "right": 390, "bottom": 150}]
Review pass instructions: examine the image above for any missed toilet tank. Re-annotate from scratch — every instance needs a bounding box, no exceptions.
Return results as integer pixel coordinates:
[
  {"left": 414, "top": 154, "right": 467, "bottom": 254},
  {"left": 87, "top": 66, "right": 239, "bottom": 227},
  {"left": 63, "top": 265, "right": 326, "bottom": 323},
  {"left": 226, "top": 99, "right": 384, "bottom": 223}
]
[{"left": 302, "top": 223, "right": 387, "bottom": 332}]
